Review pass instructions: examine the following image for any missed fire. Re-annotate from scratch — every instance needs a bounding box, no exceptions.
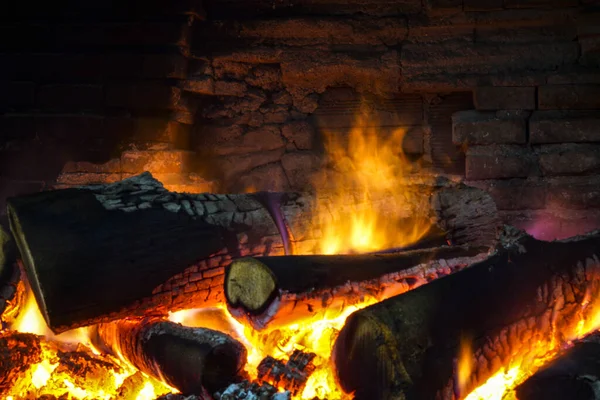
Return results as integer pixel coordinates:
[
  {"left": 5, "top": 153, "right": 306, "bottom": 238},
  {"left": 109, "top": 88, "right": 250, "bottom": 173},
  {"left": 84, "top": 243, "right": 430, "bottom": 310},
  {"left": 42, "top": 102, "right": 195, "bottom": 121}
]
[
  {"left": 457, "top": 335, "right": 474, "bottom": 397},
  {"left": 311, "top": 111, "right": 432, "bottom": 254},
  {"left": 463, "top": 285, "right": 600, "bottom": 399},
  {"left": 6, "top": 281, "right": 175, "bottom": 399},
  {"left": 171, "top": 301, "right": 380, "bottom": 400}
]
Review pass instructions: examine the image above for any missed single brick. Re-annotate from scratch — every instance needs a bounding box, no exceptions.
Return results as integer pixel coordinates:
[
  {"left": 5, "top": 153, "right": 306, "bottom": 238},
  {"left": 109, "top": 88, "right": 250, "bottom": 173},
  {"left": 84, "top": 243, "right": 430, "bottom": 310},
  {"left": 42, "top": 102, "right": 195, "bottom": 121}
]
[
  {"left": 536, "top": 144, "right": 600, "bottom": 176},
  {"left": 530, "top": 111, "right": 600, "bottom": 144},
  {"left": 538, "top": 85, "right": 600, "bottom": 110},
  {"left": 465, "top": 145, "right": 536, "bottom": 180},
  {"left": 474, "top": 87, "right": 536, "bottom": 110},
  {"left": 467, "top": 178, "right": 546, "bottom": 210},
  {"left": 452, "top": 110, "right": 528, "bottom": 145},
  {"left": 546, "top": 176, "right": 600, "bottom": 209},
  {"left": 121, "top": 150, "right": 194, "bottom": 174}
]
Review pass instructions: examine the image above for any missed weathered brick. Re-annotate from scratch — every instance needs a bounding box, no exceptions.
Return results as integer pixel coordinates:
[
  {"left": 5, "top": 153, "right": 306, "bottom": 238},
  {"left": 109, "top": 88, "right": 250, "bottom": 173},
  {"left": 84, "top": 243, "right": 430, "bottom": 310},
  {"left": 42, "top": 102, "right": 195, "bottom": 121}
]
[
  {"left": 474, "top": 87, "right": 536, "bottom": 110},
  {"left": 214, "top": 81, "right": 248, "bottom": 97},
  {"left": 538, "top": 85, "right": 600, "bottom": 109},
  {"left": 529, "top": 111, "right": 600, "bottom": 144},
  {"left": 205, "top": 125, "right": 285, "bottom": 157},
  {"left": 61, "top": 158, "right": 121, "bottom": 174},
  {"left": 281, "top": 151, "right": 322, "bottom": 191},
  {"left": 121, "top": 150, "right": 194, "bottom": 174},
  {"left": 183, "top": 77, "right": 214, "bottom": 94},
  {"left": 546, "top": 176, "right": 600, "bottom": 209},
  {"left": 238, "top": 163, "right": 290, "bottom": 192},
  {"left": 281, "top": 120, "right": 315, "bottom": 150},
  {"left": 452, "top": 110, "right": 528, "bottom": 145},
  {"left": 37, "top": 84, "right": 103, "bottom": 110},
  {"left": 131, "top": 118, "right": 191, "bottom": 146},
  {"left": 35, "top": 115, "right": 105, "bottom": 144},
  {"left": 106, "top": 83, "right": 184, "bottom": 110},
  {"left": 0, "top": 82, "right": 34, "bottom": 108},
  {"left": 402, "top": 41, "right": 579, "bottom": 81},
  {"left": 467, "top": 178, "right": 546, "bottom": 210},
  {"left": 536, "top": 144, "right": 600, "bottom": 176},
  {"left": 465, "top": 145, "right": 536, "bottom": 180},
  {"left": 55, "top": 172, "right": 122, "bottom": 186}
]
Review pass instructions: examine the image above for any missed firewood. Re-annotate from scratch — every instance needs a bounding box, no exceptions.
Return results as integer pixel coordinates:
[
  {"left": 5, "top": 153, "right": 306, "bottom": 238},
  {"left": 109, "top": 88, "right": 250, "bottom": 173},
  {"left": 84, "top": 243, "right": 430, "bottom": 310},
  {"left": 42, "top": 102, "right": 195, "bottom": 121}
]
[
  {"left": 225, "top": 246, "right": 490, "bottom": 330},
  {"left": 332, "top": 227, "right": 600, "bottom": 400},
  {"left": 94, "top": 317, "right": 247, "bottom": 394},
  {"left": 515, "top": 333, "right": 600, "bottom": 400},
  {"left": 7, "top": 172, "right": 285, "bottom": 333},
  {"left": 7, "top": 173, "right": 499, "bottom": 333},
  {"left": 257, "top": 349, "right": 317, "bottom": 395}
]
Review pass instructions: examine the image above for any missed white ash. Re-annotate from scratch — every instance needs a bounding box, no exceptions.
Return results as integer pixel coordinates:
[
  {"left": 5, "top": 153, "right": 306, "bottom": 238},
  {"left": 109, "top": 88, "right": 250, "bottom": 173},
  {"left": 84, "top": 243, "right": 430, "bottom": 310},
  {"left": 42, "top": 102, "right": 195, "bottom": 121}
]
[{"left": 214, "top": 380, "right": 290, "bottom": 400}]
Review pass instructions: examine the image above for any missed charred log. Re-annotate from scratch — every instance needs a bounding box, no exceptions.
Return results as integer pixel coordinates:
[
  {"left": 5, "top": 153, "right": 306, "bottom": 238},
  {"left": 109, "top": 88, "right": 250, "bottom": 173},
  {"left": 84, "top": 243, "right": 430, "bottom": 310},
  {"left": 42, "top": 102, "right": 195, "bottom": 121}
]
[
  {"left": 225, "top": 246, "right": 490, "bottom": 330},
  {"left": 257, "top": 350, "right": 316, "bottom": 395},
  {"left": 7, "top": 172, "right": 285, "bottom": 333},
  {"left": 7, "top": 173, "right": 499, "bottom": 333},
  {"left": 515, "top": 333, "right": 600, "bottom": 400},
  {"left": 94, "top": 317, "right": 247, "bottom": 394},
  {"left": 214, "top": 381, "right": 291, "bottom": 400},
  {"left": 333, "top": 227, "right": 600, "bottom": 400}
]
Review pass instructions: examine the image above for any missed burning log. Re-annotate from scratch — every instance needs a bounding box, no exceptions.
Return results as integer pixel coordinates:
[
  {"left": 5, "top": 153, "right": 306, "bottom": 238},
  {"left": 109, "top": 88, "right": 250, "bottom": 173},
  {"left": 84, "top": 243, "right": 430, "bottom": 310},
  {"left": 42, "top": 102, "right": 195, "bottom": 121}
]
[
  {"left": 7, "top": 173, "right": 499, "bottom": 333},
  {"left": 515, "top": 333, "right": 600, "bottom": 400},
  {"left": 7, "top": 172, "right": 285, "bottom": 333},
  {"left": 94, "top": 317, "right": 247, "bottom": 394},
  {"left": 225, "top": 246, "right": 490, "bottom": 330},
  {"left": 257, "top": 349, "right": 317, "bottom": 395},
  {"left": 333, "top": 227, "right": 600, "bottom": 400}
]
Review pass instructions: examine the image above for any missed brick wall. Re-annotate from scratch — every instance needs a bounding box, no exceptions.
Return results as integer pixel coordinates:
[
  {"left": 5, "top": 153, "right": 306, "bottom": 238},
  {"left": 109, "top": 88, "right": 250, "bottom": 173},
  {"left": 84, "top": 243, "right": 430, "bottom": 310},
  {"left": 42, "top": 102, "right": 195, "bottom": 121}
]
[{"left": 0, "top": 0, "right": 599, "bottom": 239}]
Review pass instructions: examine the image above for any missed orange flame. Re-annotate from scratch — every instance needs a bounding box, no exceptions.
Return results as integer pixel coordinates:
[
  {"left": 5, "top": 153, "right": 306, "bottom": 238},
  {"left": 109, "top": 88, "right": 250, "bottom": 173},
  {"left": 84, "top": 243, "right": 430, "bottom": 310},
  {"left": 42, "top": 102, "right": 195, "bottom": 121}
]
[
  {"left": 464, "top": 278, "right": 600, "bottom": 399},
  {"left": 457, "top": 335, "right": 473, "bottom": 397},
  {"left": 8, "top": 282, "right": 175, "bottom": 399},
  {"left": 311, "top": 112, "right": 432, "bottom": 255}
]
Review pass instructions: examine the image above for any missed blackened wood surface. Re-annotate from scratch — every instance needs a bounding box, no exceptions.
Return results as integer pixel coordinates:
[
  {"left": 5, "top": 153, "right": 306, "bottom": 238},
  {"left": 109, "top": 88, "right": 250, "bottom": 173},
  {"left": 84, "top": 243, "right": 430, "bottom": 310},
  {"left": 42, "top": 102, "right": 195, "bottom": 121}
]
[
  {"left": 333, "top": 228, "right": 600, "bottom": 400},
  {"left": 516, "top": 334, "right": 600, "bottom": 400},
  {"left": 225, "top": 246, "right": 490, "bottom": 330},
  {"left": 95, "top": 317, "right": 247, "bottom": 394}
]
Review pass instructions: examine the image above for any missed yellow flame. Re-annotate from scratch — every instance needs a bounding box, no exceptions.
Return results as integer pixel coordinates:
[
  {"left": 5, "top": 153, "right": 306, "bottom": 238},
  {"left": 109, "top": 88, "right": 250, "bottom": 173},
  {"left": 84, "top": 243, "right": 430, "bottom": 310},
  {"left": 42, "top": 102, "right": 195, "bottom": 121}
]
[
  {"left": 8, "top": 282, "right": 175, "bottom": 399},
  {"left": 311, "top": 112, "right": 432, "bottom": 255},
  {"left": 457, "top": 335, "right": 473, "bottom": 396}
]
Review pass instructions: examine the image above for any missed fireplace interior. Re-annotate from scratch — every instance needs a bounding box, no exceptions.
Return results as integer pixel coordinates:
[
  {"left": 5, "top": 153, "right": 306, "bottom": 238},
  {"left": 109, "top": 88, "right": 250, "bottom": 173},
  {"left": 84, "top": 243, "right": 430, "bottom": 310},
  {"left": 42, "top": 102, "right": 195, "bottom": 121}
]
[{"left": 1, "top": 1, "right": 600, "bottom": 399}]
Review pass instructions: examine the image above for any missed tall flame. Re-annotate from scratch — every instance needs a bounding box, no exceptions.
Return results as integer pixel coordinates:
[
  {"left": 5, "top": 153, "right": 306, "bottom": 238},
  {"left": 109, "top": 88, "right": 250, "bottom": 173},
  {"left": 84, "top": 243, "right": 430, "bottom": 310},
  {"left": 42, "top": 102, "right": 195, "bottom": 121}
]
[{"left": 311, "top": 112, "right": 432, "bottom": 255}]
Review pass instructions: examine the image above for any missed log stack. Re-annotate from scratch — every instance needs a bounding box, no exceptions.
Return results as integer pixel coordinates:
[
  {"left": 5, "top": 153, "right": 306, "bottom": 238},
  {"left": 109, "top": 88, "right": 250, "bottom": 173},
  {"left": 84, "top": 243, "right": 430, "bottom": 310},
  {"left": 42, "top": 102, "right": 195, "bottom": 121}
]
[
  {"left": 332, "top": 227, "right": 600, "bottom": 400},
  {"left": 6, "top": 172, "right": 500, "bottom": 333}
]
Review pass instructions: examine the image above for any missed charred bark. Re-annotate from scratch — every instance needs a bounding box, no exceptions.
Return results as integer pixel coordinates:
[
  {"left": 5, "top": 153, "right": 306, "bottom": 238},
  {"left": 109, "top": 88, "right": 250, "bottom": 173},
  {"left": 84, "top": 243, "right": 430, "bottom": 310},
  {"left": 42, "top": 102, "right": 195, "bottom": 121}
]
[
  {"left": 515, "top": 333, "right": 600, "bottom": 400},
  {"left": 333, "top": 227, "right": 600, "bottom": 400},
  {"left": 7, "top": 173, "right": 499, "bottom": 333},
  {"left": 7, "top": 172, "right": 285, "bottom": 333},
  {"left": 225, "top": 246, "right": 490, "bottom": 330},
  {"left": 94, "top": 317, "right": 247, "bottom": 394}
]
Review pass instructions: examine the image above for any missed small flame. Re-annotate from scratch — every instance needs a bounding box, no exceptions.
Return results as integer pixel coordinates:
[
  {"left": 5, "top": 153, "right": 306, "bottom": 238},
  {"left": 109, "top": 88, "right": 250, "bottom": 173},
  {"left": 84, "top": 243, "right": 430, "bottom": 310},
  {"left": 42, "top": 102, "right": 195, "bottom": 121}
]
[
  {"left": 457, "top": 335, "right": 473, "bottom": 396},
  {"left": 311, "top": 111, "right": 432, "bottom": 255}
]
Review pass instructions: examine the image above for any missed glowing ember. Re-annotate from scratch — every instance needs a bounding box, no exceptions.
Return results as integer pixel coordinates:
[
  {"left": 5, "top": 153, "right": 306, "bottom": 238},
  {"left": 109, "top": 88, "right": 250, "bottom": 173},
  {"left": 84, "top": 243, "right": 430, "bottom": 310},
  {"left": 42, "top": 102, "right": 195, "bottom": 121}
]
[
  {"left": 311, "top": 112, "right": 433, "bottom": 255},
  {"left": 463, "top": 285, "right": 600, "bottom": 399},
  {"left": 6, "top": 283, "right": 175, "bottom": 399}
]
